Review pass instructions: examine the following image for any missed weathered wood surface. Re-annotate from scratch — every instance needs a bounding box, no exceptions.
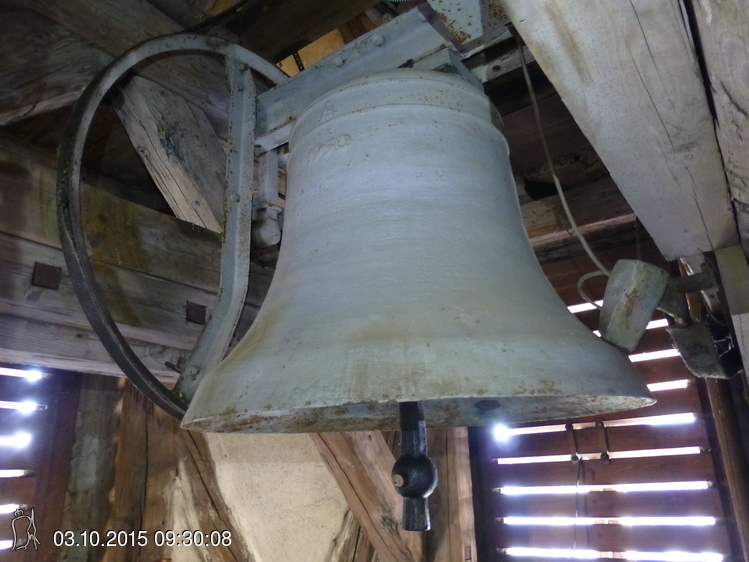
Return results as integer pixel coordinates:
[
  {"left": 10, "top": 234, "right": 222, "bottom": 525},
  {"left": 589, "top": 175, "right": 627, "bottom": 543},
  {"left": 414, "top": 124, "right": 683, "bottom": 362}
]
[
  {"left": 25, "top": 374, "right": 82, "bottom": 562},
  {"left": 0, "top": 10, "right": 111, "bottom": 125},
  {"left": 0, "top": 133, "right": 274, "bottom": 375},
  {"left": 524, "top": 178, "right": 634, "bottom": 248},
  {"left": 426, "top": 428, "right": 477, "bottom": 562},
  {"left": 500, "top": 0, "right": 737, "bottom": 260},
  {"left": 0, "top": 313, "right": 182, "bottom": 378},
  {"left": 329, "top": 510, "right": 380, "bottom": 562},
  {"left": 313, "top": 428, "right": 477, "bottom": 562},
  {"left": 58, "top": 375, "right": 121, "bottom": 561},
  {"left": 116, "top": 76, "right": 227, "bottom": 232},
  {"left": 25, "top": 0, "right": 230, "bottom": 122},
  {"left": 177, "top": 431, "right": 255, "bottom": 562},
  {"left": 715, "top": 245, "right": 749, "bottom": 387},
  {"left": 311, "top": 431, "right": 423, "bottom": 562},
  {"left": 690, "top": 1, "right": 749, "bottom": 210},
  {"left": 704, "top": 377, "right": 749, "bottom": 562},
  {"left": 54, "top": 377, "right": 251, "bottom": 562}
]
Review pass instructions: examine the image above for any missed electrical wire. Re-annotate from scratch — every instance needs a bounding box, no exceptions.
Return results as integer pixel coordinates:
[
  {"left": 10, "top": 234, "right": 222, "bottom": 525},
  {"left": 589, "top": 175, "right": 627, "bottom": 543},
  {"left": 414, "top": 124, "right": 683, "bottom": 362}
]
[{"left": 514, "top": 33, "right": 611, "bottom": 285}]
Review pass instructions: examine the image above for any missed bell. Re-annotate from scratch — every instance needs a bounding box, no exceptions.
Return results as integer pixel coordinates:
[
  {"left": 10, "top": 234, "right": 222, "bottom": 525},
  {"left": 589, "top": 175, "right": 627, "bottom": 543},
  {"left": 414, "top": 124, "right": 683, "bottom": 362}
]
[{"left": 182, "top": 69, "right": 654, "bottom": 434}]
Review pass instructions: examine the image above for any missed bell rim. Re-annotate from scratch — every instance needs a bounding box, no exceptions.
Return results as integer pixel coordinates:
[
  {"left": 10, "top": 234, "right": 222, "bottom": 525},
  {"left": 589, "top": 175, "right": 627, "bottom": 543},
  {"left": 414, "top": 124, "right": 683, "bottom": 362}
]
[{"left": 182, "top": 393, "right": 656, "bottom": 434}]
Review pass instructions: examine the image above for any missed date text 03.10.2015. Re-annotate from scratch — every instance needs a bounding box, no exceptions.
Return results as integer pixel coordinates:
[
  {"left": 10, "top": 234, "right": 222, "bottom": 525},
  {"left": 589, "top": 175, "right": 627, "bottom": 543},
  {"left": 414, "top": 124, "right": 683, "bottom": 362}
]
[{"left": 53, "top": 530, "right": 232, "bottom": 547}]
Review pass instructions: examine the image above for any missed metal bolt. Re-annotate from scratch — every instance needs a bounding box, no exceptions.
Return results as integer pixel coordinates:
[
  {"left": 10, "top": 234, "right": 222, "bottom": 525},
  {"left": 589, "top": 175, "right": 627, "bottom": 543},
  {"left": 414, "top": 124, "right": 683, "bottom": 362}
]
[
  {"left": 373, "top": 34, "right": 385, "bottom": 47},
  {"left": 392, "top": 474, "right": 405, "bottom": 487},
  {"left": 188, "top": 366, "right": 200, "bottom": 376},
  {"left": 333, "top": 56, "right": 344, "bottom": 68},
  {"left": 231, "top": 192, "right": 241, "bottom": 203}
]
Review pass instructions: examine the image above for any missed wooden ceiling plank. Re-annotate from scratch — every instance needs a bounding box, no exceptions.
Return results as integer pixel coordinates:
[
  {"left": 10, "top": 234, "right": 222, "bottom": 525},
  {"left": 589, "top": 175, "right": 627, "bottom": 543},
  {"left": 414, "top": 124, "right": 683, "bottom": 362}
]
[
  {"left": 0, "top": 10, "right": 111, "bottom": 126},
  {"left": 115, "top": 76, "right": 226, "bottom": 232},
  {"left": 500, "top": 0, "right": 737, "bottom": 260}
]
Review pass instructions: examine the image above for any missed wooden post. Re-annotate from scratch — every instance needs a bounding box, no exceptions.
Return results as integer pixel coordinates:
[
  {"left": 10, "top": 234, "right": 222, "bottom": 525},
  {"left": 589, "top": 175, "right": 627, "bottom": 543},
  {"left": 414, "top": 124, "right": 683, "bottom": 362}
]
[{"left": 426, "top": 428, "right": 477, "bottom": 562}]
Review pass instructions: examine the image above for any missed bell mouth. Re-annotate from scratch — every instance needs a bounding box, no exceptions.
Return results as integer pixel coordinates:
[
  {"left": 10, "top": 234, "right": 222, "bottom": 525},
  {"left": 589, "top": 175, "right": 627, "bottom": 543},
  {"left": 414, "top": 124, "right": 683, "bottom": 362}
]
[{"left": 181, "top": 394, "right": 655, "bottom": 434}]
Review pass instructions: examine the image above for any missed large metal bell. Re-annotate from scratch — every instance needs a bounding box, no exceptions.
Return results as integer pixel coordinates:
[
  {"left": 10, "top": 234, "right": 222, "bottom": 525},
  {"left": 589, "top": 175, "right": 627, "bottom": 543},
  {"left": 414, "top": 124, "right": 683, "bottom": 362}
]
[{"left": 182, "top": 69, "right": 654, "bottom": 433}]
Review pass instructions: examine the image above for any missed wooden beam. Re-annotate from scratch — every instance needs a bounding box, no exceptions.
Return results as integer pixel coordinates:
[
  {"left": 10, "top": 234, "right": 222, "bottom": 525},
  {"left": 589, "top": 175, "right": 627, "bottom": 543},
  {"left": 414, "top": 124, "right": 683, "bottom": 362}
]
[
  {"left": 25, "top": 373, "right": 81, "bottom": 562},
  {"left": 0, "top": 134, "right": 273, "bottom": 375},
  {"left": 311, "top": 432, "right": 422, "bottom": 562},
  {"left": 524, "top": 178, "right": 635, "bottom": 248},
  {"left": 116, "top": 76, "right": 226, "bottom": 232},
  {"left": 703, "top": 377, "right": 749, "bottom": 562},
  {"left": 690, "top": 2, "right": 749, "bottom": 207},
  {"left": 500, "top": 0, "right": 737, "bottom": 260},
  {"left": 313, "top": 429, "right": 477, "bottom": 562},
  {"left": 0, "top": 10, "right": 111, "bottom": 125},
  {"left": 229, "top": 0, "right": 381, "bottom": 62},
  {"left": 715, "top": 245, "right": 749, "bottom": 386},
  {"left": 690, "top": 0, "right": 749, "bottom": 254},
  {"left": 178, "top": 431, "right": 256, "bottom": 561},
  {"left": 0, "top": 313, "right": 182, "bottom": 378},
  {"left": 426, "top": 428, "right": 477, "bottom": 562},
  {"left": 26, "top": 0, "right": 229, "bottom": 122},
  {"left": 58, "top": 374, "right": 121, "bottom": 561}
]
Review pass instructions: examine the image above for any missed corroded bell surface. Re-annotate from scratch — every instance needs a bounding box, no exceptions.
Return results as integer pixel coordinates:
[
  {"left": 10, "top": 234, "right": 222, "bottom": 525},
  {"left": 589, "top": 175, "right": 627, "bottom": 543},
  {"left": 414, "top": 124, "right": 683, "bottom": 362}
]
[{"left": 182, "top": 69, "right": 654, "bottom": 433}]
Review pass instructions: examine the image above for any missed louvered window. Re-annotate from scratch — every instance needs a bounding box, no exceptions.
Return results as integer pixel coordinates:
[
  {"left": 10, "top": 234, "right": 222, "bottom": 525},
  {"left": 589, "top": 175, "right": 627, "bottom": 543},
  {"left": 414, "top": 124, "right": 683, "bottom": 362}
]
[{"left": 471, "top": 307, "right": 743, "bottom": 562}]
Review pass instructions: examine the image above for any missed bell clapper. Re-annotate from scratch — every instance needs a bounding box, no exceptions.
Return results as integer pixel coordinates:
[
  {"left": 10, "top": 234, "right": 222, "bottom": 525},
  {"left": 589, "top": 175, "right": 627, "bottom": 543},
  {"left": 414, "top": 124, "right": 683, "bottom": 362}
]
[{"left": 392, "top": 401, "right": 438, "bottom": 531}]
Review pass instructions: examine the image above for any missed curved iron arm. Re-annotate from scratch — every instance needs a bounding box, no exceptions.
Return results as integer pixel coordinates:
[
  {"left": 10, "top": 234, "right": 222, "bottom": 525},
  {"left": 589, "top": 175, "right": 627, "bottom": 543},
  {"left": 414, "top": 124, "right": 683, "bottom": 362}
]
[{"left": 57, "top": 34, "right": 287, "bottom": 419}]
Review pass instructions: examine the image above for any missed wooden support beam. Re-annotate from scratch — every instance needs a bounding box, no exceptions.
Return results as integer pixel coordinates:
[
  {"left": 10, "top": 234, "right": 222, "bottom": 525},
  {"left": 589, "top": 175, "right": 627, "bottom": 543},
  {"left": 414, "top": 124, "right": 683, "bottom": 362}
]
[
  {"left": 177, "top": 431, "right": 256, "bottom": 561},
  {"left": 524, "top": 178, "right": 635, "bottom": 249},
  {"left": 703, "top": 377, "right": 749, "bottom": 562},
  {"left": 0, "top": 313, "right": 182, "bottom": 378},
  {"left": 57, "top": 377, "right": 252, "bottom": 562},
  {"left": 313, "top": 428, "right": 477, "bottom": 562},
  {"left": 690, "top": 1, "right": 749, "bottom": 253},
  {"left": 311, "top": 432, "right": 422, "bottom": 562},
  {"left": 500, "top": 0, "right": 737, "bottom": 260},
  {"left": 23, "top": 373, "right": 81, "bottom": 561},
  {"left": 715, "top": 245, "right": 749, "bottom": 386},
  {"left": 0, "top": 10, "right": 111, "bottom": 125},
  {"left": 59, "top": 374, "right": 121, "bottom": 561},
  {"left": 116, "top": 76, "right": 227, "bottom": 232},
  {"left": 26, "top": 0, "right": 230, "bottom": 123},
  {"left": 0, "top": 133, "right": 272, "bottom": 375},
  {"left": 229, "top": 0, "right": 381, "bottom": 62},
  {"left": 425, "top": 428, "right": 477, "bottom": 562}
]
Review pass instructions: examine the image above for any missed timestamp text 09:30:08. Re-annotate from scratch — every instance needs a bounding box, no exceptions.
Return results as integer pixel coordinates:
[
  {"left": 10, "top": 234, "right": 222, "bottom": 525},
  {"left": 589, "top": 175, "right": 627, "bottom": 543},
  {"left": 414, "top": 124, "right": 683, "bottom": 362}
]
[{"left": 53, "top": 530, "right": 232, "bottom": 547}]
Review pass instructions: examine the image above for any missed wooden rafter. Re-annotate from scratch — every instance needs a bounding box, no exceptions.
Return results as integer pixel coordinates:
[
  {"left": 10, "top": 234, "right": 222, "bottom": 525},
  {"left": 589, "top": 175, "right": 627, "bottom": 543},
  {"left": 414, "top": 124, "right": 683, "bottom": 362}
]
[{"left": 500, "top": 0, "right": 738, "bottom": 260}]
